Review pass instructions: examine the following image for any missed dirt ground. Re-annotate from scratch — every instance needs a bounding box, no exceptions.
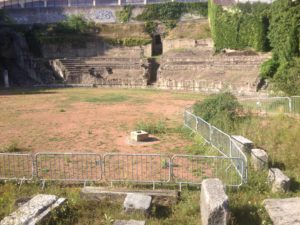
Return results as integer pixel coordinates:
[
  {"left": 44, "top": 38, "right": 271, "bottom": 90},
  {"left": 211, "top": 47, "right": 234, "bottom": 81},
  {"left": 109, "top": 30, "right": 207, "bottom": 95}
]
[{"left": 0, "top": 88, "right": 205, "bottom": 154}]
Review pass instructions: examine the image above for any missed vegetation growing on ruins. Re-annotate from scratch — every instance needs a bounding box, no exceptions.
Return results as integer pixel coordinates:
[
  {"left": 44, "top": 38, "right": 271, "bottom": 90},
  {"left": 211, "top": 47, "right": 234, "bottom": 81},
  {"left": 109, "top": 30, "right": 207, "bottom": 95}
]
[
  {"left": 193, "top": 92, "right": 244, "bottom": 132},
  {"left": 137, "top": 2, "right": 208, "bottom": 30},
  {"left": 208, "top": 0, "right": 270, "bottom": 52},
  {"left": 260, "top": 0, "right": 300, "bottom": 95},
  {"left": 116, "top": 6, "right": 134, "bottom": 23}
]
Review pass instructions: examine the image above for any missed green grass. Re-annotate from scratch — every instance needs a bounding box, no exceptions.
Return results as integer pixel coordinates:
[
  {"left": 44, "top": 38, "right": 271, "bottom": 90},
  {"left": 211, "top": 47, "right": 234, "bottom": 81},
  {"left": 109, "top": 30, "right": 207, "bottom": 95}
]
[
  {"left": 0, "top": 183, "right": 201, "bottom": 224},
  {"left": 84, "top": 94, "right": 129, "bottom": 104},
  {"left": 135, "top": 119, "right": 167, "bottom": 135}
]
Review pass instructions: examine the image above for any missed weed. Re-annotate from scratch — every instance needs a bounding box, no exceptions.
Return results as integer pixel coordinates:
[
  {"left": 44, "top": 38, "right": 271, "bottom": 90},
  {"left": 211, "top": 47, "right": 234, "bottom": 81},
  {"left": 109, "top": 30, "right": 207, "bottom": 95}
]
[
  {"left": 0, "top": 141, "right": 24, "bottom": 153},
  {"left": 135, "top": 119, "right": 167, "bottom": 134}
]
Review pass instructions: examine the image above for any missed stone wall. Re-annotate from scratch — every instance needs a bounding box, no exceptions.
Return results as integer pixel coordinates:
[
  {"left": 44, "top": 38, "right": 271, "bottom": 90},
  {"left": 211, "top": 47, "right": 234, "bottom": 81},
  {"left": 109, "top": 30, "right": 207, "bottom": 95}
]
[
  {"left": 5, "top": 6, "right": 146, "bottom": 24},
  {"left": 163, "top": 38, "right": 213, "bottom": 54}
]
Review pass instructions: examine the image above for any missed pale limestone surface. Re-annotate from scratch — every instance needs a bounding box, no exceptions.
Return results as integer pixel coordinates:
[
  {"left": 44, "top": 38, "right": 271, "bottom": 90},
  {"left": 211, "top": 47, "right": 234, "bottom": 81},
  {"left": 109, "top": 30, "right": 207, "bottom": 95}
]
[
  {"left": 251, "top": 148, "right": 268, "bottom": 171},
  {"left": 264, "top": 198, "right": 300, "bottom": 225},
  {"left": 268, "top": 168, "right": 291, "bottom": 192},
  {"left": 113, "top": 220, "right": 146, "bottom": 225},
  {"left": 0, "top": 194, "right": 66, "bottom": 225},
  {"left": 123, "top": 193, "right": 152, "bottom": 214},
  {"left": 200, "top": 178, "right": 229, "bottom": 225}
]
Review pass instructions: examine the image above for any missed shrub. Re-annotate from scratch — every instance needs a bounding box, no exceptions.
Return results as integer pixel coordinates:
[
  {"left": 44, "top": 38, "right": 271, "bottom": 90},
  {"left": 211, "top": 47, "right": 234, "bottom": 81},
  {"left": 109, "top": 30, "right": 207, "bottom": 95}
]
[
  {"left": 273, "top": 57, "right": 300, "bottom": 95},
  {"left": 53, "top": 15, "right": 93, "bottom": 34},
  {"left": 193, "top": 92, "right": 243, "bottom": 131},
  {"left": 260, "top": 58, "right": 279, "bottom": 79},
  {"left": 208, "top": 0, "right": 271, "bottom": 51},
  {"left": 116, "top": 6, "right": 133, "bottom": 23}
]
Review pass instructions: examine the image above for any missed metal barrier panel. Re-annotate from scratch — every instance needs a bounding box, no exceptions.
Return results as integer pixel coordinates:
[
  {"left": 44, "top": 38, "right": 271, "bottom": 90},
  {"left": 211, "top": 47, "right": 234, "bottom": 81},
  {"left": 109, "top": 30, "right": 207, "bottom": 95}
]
[
  {"left": 184, "top": 109, "right": 197, "bottom": 132},
  {"left": 35, "top": 153, "right": 102, "bottom": 181},
  {"left": 230, "top": 140, "right": 247, "bottom": 181},
  {"left": 210, "top": 126, "right": 231, "bottom": 156},
  {"left": 292, "top": 96, "right": 300, "bottom": 114},
  {"left": 171, "top": 155, "right": 243, "bottom": 186},
  {"left": 103, "top": 153, "right": 171, "bottom": 183},
  {"left": 240, "top": 97, "right": 291, "bottom": 114},
  {"left": 196, "top": 117, "right": 211, "bottom": 143},
  {"left": 0, "top": 153, "right": 33, "bottom": 180}
]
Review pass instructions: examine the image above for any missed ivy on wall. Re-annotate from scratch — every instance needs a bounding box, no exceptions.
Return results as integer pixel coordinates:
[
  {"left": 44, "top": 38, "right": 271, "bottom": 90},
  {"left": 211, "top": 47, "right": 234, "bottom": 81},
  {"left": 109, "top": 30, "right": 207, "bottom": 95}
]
[{"left": 208, "top": 0, "right": 270, "bottom": 52}]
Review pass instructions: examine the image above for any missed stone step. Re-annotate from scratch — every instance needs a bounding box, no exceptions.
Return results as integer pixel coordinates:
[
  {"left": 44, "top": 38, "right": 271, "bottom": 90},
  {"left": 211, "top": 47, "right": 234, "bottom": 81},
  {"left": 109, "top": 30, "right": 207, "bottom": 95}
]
[{"left": 80, "top": 187, "right": 179, "bottom": 206}]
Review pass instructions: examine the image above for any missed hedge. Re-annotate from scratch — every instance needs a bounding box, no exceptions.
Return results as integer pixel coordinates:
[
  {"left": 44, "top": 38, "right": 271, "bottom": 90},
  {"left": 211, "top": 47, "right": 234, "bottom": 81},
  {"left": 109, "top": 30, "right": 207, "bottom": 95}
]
[{"left": 208, "top": 0, "right": 270, "bottom": 52}]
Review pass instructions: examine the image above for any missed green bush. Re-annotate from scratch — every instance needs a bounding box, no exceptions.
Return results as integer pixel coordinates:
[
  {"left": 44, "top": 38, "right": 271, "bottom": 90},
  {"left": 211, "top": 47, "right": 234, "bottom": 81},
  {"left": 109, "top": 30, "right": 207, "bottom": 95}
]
[
  {"left": 0, "top": 9, "right": 13, "bottom": 24},
  {"left": 208, "top": 0, "right": 270, "bottom": 51},
  {"left": 116, "top": 6, "right": 133, "bottom": 23},
  {"left": 136, "top": 2, "right": 208, "bottom": 30},
  {"left": 53, "top": 15, "right": 93, "bottom": 34},
  {"left": 104, "top": 37, "right": 151, "bottom": 47},
  {"left": 260, "top": 58, "right": 279, "bottom": 79},
  {"left": 193, "top": 92, "right": 243, "bottom": 131},
  {"left": 273, "top": 57, "right": 300, "bottom": 95}
]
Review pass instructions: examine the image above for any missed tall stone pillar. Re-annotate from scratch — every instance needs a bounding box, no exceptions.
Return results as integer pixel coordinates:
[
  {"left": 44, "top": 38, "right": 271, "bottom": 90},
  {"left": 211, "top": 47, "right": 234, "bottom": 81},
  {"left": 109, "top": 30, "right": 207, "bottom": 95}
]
[
  {"left": 118, "top": 0, "right": 121, "bottom": 6},
  {"left": 144, "top": 0, "right": 147, "bottom": 5},
  {"left": 3, "top": 70, "right": 9, "bottom": 88}
]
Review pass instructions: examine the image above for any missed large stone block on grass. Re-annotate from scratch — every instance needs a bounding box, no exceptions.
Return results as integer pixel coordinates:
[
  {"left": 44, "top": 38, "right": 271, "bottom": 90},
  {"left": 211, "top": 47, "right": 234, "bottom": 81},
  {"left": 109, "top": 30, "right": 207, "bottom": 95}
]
[
  {"left": 268, "top": 168, "right": 291, "bottom": 193},
  {"left": 123, "top": 193, "right": 152, "bottom": 214},
  {"left": 113, "top": 220, "right": 146, "bottom": 225},
  {"left": 200, "top": 178, "right": 229, "bottom": 225},
  {"left": 231, "top": 135, "right": 253, "bottom": 154},
  {"left": 0, "top": 194, "right": 66, "bottom": 225},
  {"left": 251, "top": 148, "right": 268, "bottom": 171},
  {"left": 264, "top": 197, "right": 300, "bottom": 225},
  {"left": 80, "top": 187, "right": 178, "bottom": 206}
]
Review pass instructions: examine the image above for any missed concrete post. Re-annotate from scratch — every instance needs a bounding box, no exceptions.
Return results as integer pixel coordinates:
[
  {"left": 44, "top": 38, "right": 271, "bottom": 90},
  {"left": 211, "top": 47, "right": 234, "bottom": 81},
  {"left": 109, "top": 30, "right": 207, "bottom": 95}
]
[
  {"left": 93, "top": 0, "right": 96, "bottom": 6},
  {"left": 44, "top": 0, "right": 47, "bottom": 7},
  {"left": 144, "top": 0, "right": 147, "bottom": 5},
  {"left": 118, "top": 0, "right": 121, "bottom": 5},
  {"left": 68, "top": 0, "right": 71, "bottom": 7},
  {"left": 3, "top": 70, "right": 9, "bottom": 88},
  {"left": 20, "top": 0, "right": 25, "bottom": 8}
]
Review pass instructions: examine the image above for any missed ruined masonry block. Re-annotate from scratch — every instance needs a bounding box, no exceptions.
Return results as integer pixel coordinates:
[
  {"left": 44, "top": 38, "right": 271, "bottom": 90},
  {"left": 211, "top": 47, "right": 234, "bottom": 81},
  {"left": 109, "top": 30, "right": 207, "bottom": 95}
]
[
  {"left": 0, "top": 194, "right": 66, "bottom": 225},
  {"left": 130, "top": 130, "right": 149, "bottom": 142},
  {"left": 123, "top": 193, "right": 152, "bottom": 214},
  {"left": 231, "top": 135, "right": 253, "bottom": 154},
  {"left": 268, "top": 168, "right": 291, "bottom": 193},
  {"left": 251, "top": 148, "right": 268, "bottom": 171},
  {"left": 113, "top": 220, "right": 146, "bottom": 225},
  {"left": 264, "top": 197, "right": 300, "bottom": 225},
  {"left": 200, "top": 179, "right": 229, "bottom": 225}
]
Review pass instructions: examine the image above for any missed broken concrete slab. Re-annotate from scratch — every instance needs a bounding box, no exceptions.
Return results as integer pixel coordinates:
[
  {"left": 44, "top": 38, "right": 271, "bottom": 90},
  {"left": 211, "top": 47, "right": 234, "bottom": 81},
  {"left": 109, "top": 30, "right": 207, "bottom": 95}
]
[
  {"left": 113, "top": 220, "right": 146, "bottom": 225},
  {"left": 264, "top": 197, "right": 300, "bottom": 225},
  {"left": 200, "top": 178, "right": 229, "bottom": 225},
  {"left": 251, "top": 148, "right": 268, "bottom": 171},
  {"left": 268, "top": 168, "right": 291, "bottom": 193},
  {"left": 123, "top": 193, "right": 152, "bottom": 214},
  {"left": 231, "top": 135, "right": 253, "bottom": 154},
  {"left": 0, "top": 194, "right": 66, "bottom": 225},
  {"left": 80, "top": 187, "right": 178, "bottom": 206}
]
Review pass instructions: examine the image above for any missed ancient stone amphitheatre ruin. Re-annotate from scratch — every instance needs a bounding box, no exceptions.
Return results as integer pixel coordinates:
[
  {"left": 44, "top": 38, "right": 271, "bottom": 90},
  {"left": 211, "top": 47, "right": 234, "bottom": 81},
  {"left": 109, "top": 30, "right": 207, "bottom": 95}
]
[{"left": 1, "top": 0, "right": 300, "bottom": 224}]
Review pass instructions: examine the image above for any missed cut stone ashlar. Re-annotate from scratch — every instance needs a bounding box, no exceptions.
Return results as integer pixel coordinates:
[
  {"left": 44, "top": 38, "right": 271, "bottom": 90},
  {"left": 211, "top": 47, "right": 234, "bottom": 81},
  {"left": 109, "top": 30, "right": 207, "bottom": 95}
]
[
  {"left": 123, "top": 193, "right": 152, "bottom": 215},
  {"left": 264, "top": 197, "right": 300, "bottom": 225},
  {"left": 130, "top": 130, "right": 149, "bottom": 142},
  {"left": 268, "top": 168, "right": 291, "bottom": 193},
  {"left": 251, "top": 148, "right": 268, "bottom": 171},
  {"left": 231, "top": 135, "right": 253, "bottom": 154},
  {"left": 200, "top": 178, "right": 230, "bottom": 225}
]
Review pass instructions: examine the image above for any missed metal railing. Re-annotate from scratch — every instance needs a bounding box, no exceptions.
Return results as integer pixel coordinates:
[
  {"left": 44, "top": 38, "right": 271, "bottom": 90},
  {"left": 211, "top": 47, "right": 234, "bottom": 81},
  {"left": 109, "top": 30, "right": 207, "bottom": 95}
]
[
  {"left": 0, "top": 153, "right": 34, "bottom": 181},
  {"left": 239, "top": 96, "right": 300, "bottom": 115},
  {"left": 183, "top": 107, "right": 248, "bottom": 183},
  {"left": 0, "top": 152, "right": 244, "bottom": 187},
  {"left": 0, "top": 0, "right": 206, "bottom": 8},
  {"left": 35, "top": 153, "right": 102, "bottom": 182}
]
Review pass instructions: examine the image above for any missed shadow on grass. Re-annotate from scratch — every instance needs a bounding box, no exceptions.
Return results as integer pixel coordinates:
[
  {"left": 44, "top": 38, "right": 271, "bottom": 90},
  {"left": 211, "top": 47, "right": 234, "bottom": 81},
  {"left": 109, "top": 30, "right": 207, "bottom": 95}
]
[
  {"left": 0, "top": 88, "right": 57, "bottom": 96},
  {"left": 290, "top": 177, "right": 300, "bottom": 192},
  {"left": 230, "top": 204, "right": 262, "bottom": 225},
  {"left": 153, "top": 204, "right": 172, "bottom": 219}
]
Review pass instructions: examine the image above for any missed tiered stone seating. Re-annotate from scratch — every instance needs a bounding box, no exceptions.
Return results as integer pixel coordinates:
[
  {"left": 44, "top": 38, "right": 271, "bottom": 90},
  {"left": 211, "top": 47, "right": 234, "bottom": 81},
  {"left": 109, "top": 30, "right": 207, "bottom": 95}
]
[
  {"left": 156, "top": 49, "right": 271, "bottom": 94},
  {"left": 54, "top": 56, "right": 148, "bottom": 85}
]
